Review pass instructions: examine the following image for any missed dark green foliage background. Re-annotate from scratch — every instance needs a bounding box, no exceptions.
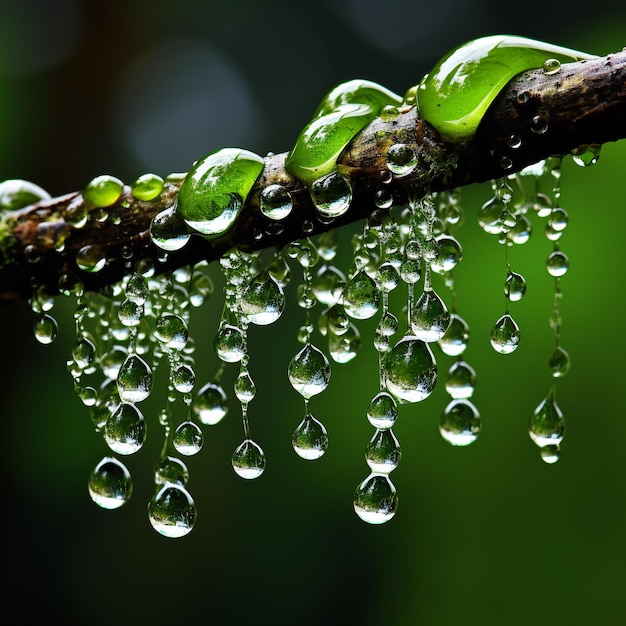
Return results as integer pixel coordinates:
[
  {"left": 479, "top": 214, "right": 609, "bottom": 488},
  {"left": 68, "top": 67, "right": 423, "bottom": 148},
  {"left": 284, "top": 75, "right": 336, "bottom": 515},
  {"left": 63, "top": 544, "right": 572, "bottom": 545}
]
[{"left": 2, "top": 1, "right": 625, "bottom": 624}]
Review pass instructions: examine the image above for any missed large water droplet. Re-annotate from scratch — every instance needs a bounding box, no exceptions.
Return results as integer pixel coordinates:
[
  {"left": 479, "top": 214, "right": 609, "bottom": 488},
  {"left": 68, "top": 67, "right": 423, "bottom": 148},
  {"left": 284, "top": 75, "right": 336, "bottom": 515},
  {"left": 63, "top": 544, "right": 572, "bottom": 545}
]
[
  {"left": 214, "top": 324, "right": 246, "bottom": 363},
  {"left": 439, "top": 399, "right": 481, "bottom": 446},
  {"left": 445, "top": 360, "right": 476, "bottom": 399},
  {"left": 232, "top": 439, "right": 266, "bottom": 479},
  {"left": 328, "top": 322, "right": 361, "bottom": 363},
  {"left": 104, "top": 402, "right": 147, "bottom": 455},
  {"left": 148, "top": 484, "right": 197, "bottom": 538},
  {"left": 288, "top": 343, "right": 331, "bottom": 398},
  {"left": 259, "top": 183, "right": 293, "bottom": 220},
  {"left": 310, "top": 171, "right": 352, "bottom": 219},
  {"left": 353, "top": 473, "right": 398, "bottom": 524},
  {"left": 367, "top": 391, "right": 398, "bottom": 430},
  {"left": 154, "top": 313, "right": 189, "bottom": 352},
  {"left": 88, "top": 457, "right": 133, "bottom": 509},
  {"left": 117, "top": 354, "right": 153, "bottom": 403},
  {"left": 504, "top": 270, "right": 527, "bottom": 301},
  {"left": 438, "top": 313, "right": 469, "bottom": 357},
  {"left": 384, "top": 336, "right": 437, "bottom": 403},
  {"left": 150, "top": 205, "right": 191, "bottom": 251},
  {"left": 529, "top": 389, "right": 565, "bottom": 448},
  {"left": 292, "top": 413, "right": 328, "bottom": 460},
  {"left": 34, "top": 313, "right": 58, "bottom": 344},
  {"left": 154, "top": 456, "right": 189, "bottom": 486},
  {"left": 240, "top": 270, "right": 285, "bottom": 325},
  {"left": 411, "top": 288, "right": 450, "bottom": 342},
  {"left": 341, "top": 270, "right": 379, "bottom": 320},
  {"left": 365, "top": 429, "right": 401, "bottom": 474},
  {"left": 386, "top": 143, "right": 417, "bottom": 176},
  {"left": 431, "top": 235, "right": 463, "bottom": 274},
  {"left": 490, "top": 314, "right": 520, "bottom": 354},
  {"left": 194, "top": 381, "right": 228, "bottom": 425},
  {"left": 173, "top": 420, "right": 204, "bottom": 456}
]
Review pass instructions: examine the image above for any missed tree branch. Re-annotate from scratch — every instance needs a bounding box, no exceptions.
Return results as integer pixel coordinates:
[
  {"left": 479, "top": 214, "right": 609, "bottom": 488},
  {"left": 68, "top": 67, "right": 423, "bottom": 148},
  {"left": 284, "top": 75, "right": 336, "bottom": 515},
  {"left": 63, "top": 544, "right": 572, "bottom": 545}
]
[{"left": 1, "top": 51, "right": 624, "bottom": 304}]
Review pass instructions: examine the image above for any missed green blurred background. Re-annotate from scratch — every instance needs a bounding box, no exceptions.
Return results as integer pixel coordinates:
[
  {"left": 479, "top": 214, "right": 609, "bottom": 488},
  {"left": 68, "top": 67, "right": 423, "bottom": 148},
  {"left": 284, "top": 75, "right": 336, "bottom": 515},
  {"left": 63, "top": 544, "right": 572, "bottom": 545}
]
[{"left": 2, "top": 1, "right": 626, "bottom": 624}]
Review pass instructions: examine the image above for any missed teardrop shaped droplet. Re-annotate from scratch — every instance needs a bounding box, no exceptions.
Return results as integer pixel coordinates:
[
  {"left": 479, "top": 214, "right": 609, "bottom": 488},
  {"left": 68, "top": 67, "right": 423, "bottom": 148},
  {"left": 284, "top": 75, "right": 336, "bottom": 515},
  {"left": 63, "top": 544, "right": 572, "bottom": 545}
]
[
  {"left": 154, "top": 313, "right": 189, "bottom": 352},
  {"left": 438, "top": 313, "right": 469, "bottom": 357},
  {"left": 341, "top": 270, "right": 379, "bottom": 320},
  {"left": 504, "top": 271, "right": 527, "bottom": 302},
  {"left": 194, "top": 381, "right": 228, "bottom": 425},
  {"left": 88, "top": 456, "right": 133, "bottom": 509},
  {"left": 367, "top": 391, "right": 398, "bottom": 430},
  {"left": 288, "top": 343, "right": 331, "bottom": 398},
  {"left": 549, "top": 346, "right": 570, "bottom": 378},
  {"left": 445, "top": 360, "right": 477, "bottom": 399},
  {"left": 148, "top": 484, "right": 197, "bottom": 538},
  {"left": 365, "top": 429, "right": 401, "bottom": 474},
  {"left": 490, "top": 314, "right": 521, "bottom": 354},
  {"left": 431, "top": 235, "right": 463, "bottom": 274},
  {"left": 529, "top": 389, "right": 565, "bottom": 448},
  {"left": 34, "top": 313, "right": 58, "bottom": 344},
  {"left": 328, "top": 321, "right": 361, "bottom": 363},
  {"left": 292, "top": 413, "right": 328, "bottom": 460},
  {"left": 411, "top": 288, "right": 450, "bottom": 342},
  {"left": 117, "top": 354, "right": 153, "bottom": 403},
  {"left": 312, "top": 264, "right": 346, "bottom": 306},
  {"left": 172, "top": 420, "right": 204, "bottom": 456},
  {"left": 214, "top": 324, "right": 246, "bottom": 363},
  {"left": 439, "top": 398, "right": 481, "bottom": 446},
  {"left": 149, "top": 205, "right": 191, "bottom": 251},
  {"left": 539, "top": 444, "right": 561, "bottom": 464},
  {"left": 240, "top": 270, "right": 285, "bottom": 325},
  {"left": 154, "top": 456, "right": 189, "bottom": 486},
  {"left": 172, "top": 363, "right": 195, "bottom": 393},
  {"left": 104, "top": 402, "right": 147, "bottom": 455},
  {"left": 232, "top": 438, "right": 266, "bottom": 479},
  {"left": 234, "top": 369, "right": 256, "bottom": 404},
  {"left": 353, "top": 473, "right": 398, "bottom": 524},
  {"left": 384, "top": 336, "right": 437, "bottom": 403}
]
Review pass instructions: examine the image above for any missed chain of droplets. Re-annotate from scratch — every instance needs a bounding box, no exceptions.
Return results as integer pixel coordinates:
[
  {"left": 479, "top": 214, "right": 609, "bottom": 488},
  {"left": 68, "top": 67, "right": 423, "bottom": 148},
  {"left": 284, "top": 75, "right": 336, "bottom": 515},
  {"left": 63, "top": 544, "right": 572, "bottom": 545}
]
[{"left": 529, "top": 158, "right": 569, "bottom": 463}]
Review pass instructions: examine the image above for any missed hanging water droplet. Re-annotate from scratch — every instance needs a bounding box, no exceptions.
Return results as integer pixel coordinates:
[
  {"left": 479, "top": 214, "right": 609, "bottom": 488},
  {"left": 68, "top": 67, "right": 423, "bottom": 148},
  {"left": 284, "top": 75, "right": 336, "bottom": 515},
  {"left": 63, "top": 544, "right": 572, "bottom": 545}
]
[
  {"left": 117, "top": 354, "right": 153, "bottom": 403},
  {"left": 154, "top": 313, "right": 189, "bottom": 352},
  {"left": 288, "top": 343, "right": 331, "bottom": 398},
  {"left": 125, "top": 274, "right": 149, "bottom": 304},
  {"left": 328, "top": 321, "right": 361, "bottom": 363},
  {"left": 215, "top": 324, "right": 246, "bottom": 363},
  {"left": 118, "top": 298, "right": 143, "bottom": 327},
  {"left": 504, "top": 270, "right": 527, "bottom": 302},
  {"left": 445, "top": 360, "right": 477, "bottom": 399},
  {"left": 529, "top": 388, "right": 565, "bottom": 448},
  {"left": 155, "top": 456, "right": 189, "bottom": 486},
  {"left": 546, "top": 250, "right": 569, "bottom": 277},
  {"left": 571, "top": 144, "right": 600, "bottom": 167},
  {"left": 259, "top": 183, "right": 293, "bottom": 220},
  {"left": 439, "top": 399, "right": 481, "bottom": 446},
  {"left": 148, "top": 484, "right": 197, "bottom": 538},
  {"left": 365, "top": 429, "right": 401, "bottom": 474},
  {"left": 232, "top": 438, "right": 266, "bottom": 479},
  {"left": 540, "top": 444, "right": 561, "bottom": 464},
  {"left": 234, "top": 369, "right": 256, "bottom": 404},
  {"left": 367, "top": 391, "right": 398, "bottom": 430},
  {"left": 292, "top": 413, "right": 328, "bottom": 460},
  {"left": 438, "top": 313, "right": 469, "bottom": 357},
  {"left": 490, "top": 314, "right": 520, "bottom": 354},
  {"left": 104, "top": 402, "right": 147, "bottom": 455},
  {"left": 384, "top": 336, "right": 437, "bottom": 403},
  {"left": 341, "top": 270, "right": 379, "bottom": 320},
  {"left": 150, "top": 205, "right": 191, "bottom": 251},
  {"left": 386, "top": 143, "right": 417, "bottom": 176},
  {"left": 72, "top": 336, "right": 97, "bottom": 370},
  {"left": 88, "top": 456, "right": 133, "bottom": 509},
  {"left": 34, "top": 313, "right": 58, "bottom": 344},
  {"left": 240, "top": 270, "right": 285, "bottom": 325},
  {"left": 549, "top": 346, "right": 570, "bottom": 378},
  {"left": 508, "top": 214, "right": 532, "bottom": 245},
  {"left": 172, "top": 363, "right": 195, "bottom": 393},
  {"left": 353, "top": 473, "right": 398, "bottom": 524},
  {"left": 76, "top": 244, "right": 107, "bottom": 273},
  {"left": 312, "top": 264, "right": 346, "bottom": 306},
  {"left": 411, "top": 288, "right": 450, "bottom": 342},
  {"left": 172, "top": 420, "right": 204, "bottom": 456},
  {"left": 194, "top": 381, "right": 228, "bottom": 425},
  {"left": 431, "top": 235, "right": 463, "bottom": 274},
  {"left": 310, "top": 171, "right": 352, "bottom": 219}
]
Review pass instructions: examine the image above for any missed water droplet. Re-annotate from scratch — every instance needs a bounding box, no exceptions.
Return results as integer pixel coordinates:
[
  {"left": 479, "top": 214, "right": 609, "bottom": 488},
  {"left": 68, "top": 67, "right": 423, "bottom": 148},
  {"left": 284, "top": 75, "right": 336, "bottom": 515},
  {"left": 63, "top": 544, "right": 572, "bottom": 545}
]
[
  {"left": 72, "top": 336, "right": 97, "bottom": 370},
  {"left": 172, "top": 363, "right": 195, "bottom": 393},
  {"left": 118, "top": 298, "right": 144, "bottom": 327},
  {"left": 328, "top": 321, "right": 361, "bottom": 363},
  {"left": 504, "top": 270, "right": 527, "bottom": 301},
  {"left": 438, "top": 313, "right": 469, "bottom": 357},
  {"left": 546, "top": 250, "right": 569, "bottom": 277},
  {"left": 83, "top": 174, "right": 124, "bottom": 208},
  {"left": 341, "top": 270, "right": 379, "bottom": 320},
  {"left": 384, "top": 336, "right": 437, "bottom": 403},
  {"left": 572, "top": 144, "right": 600, "bottom": 167},
  {"left": 292, "top": 413, "right": 328, "bottom": 460},
  {"left": 259, "top": 183, "right": 293, "bottom": 220},
  {"left": 445, "top": 360, "right": 477, "bottom": 399},
  {"left": 132, "top": 172, "right": 164, "bottom": 201},
  {"left": 288, "top": 343, "right": 331, "bottom": 398},
  {"left": 490, "top": 314, "right": 520, "bottom": 354},
  {"left": 508, "top": 214, "right": 532, "bottom": 245},
  {"left": 375, "top": 262, "right": 400, "bottom": 292},
  {"left": 232, "top": 439, "right": 266, "bottom": 479},
  {"left": 34, "top": 313, "right": 58, "bottom": 344},
  {"left": 386, "top": 143, "right": 417, "bottom": 176},
  {"left": 367, "top": 391, "right": 398, "bottom": 430},
  {"left": 312, "top": 264, "right": 346, "bottom": 306},
  {"left": 439, "top": 399, "right": 481, "bottom": 446},
  {"left": 154, "top": 313, "right": 189, "bottom": 352},
  {"left": 172, "top": 420, "right": 204, "bottom": 456},
  {"left": 194, "top": 381, "right": 228, "bottom": 425},
  {"left": 125, "top": 274, "right": 149, "bottom": 305},
  {"left": 540, "top": 444, "right": 561, "bottom": 464},
  {"left": 150, "top": 205, "right": 191, "bottom": 251},
  {"left": 155, "top": 456, "right": 189, "bottom": 486},
  {"left": 353, "top": 473, "right": 398, "bottom": 524},
  {"left": 76, "top": 245, "right": 106, "bottom": 273},
  {"left": 529, "top": 389, "right": 565, "bottom": 447},
  {"left": 215, "top": 324, "right": 246, "bottom": 363},
  {"left": 411, "top": 288, "right": 450, "bottom": 342},
  {"left": 374, "top": 189, "right": 393, "bottom": 209},
  {"left": 549, "top": 346, "right": 570, "bottom": 378},
  {"left": 531, "top": 114, "right": 548, "bottom": 134},
  {"left": 234, "top": 369, "right": 256, "bottom": 404},
  {"left": 240, "top": 270, "right": 285, "bottom": 325},
  {"left": 310, "top": 171, "right": 352, "bottom": 219},
  {"left": 104, "top": 402, "right": 147, "bottom": 455},
  {"left": 430, "top": 235, "right": 463, "bottom": 274},
  {"left": 148, "top": 484, "right": 197, "bottom": 538},
  {"left": 365, "top": 429, "right": 401, "bottom": 473},
  {"left": 542, "top": 58, "right": 561, "bottom": 74},
  {"left": 88, "top": 456, "right": 133, "bottom": 509},
  {"left": 117, "top": 354, "right": 153, "bottom": 403}
]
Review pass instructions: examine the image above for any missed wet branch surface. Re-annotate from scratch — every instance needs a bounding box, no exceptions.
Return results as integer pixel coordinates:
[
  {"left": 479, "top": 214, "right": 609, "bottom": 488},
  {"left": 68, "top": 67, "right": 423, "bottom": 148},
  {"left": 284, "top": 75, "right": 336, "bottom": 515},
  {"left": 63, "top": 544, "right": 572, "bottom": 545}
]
[{"left": 1, "top": 51, "right": 625, "bottom": 304}]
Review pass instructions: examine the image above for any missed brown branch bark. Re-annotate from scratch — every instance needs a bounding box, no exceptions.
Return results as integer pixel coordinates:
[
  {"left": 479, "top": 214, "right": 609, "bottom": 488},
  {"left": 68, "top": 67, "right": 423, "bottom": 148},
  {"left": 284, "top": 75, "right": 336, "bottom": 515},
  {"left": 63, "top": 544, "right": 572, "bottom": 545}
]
[{"left": 1, "top": 50, "right": 624, "bottom": 304}]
